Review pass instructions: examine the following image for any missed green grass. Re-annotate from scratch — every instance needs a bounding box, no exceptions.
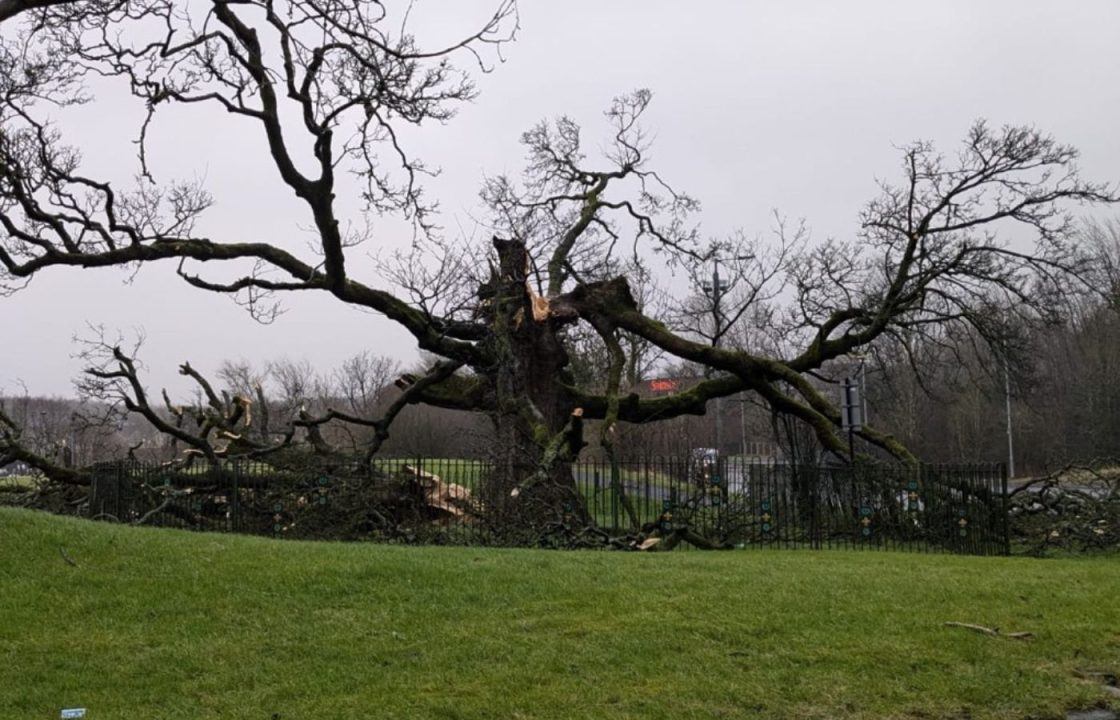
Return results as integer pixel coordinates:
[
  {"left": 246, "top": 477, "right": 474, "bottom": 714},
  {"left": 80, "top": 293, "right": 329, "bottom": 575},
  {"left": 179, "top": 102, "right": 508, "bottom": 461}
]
[
  {"left": 370, "top": 458, "right": 671, "bottom": 527},
  {"left": 2, "top": 508, "right": 1118, "bottom": 720},
  {"left": 373, "top": 457, "right": 489, "bottom": 486},
  {"left": 0, "top": 474, "right": 37, "bottom": 490},
  {"left": 571, "top": 463, "right": 681, "bottom": 494},
  {"left": 373, "top": 458, "right": 679, "bottom": 491},
  {"left": 581, "top": 484, "right": 663, "bottom": 528}
]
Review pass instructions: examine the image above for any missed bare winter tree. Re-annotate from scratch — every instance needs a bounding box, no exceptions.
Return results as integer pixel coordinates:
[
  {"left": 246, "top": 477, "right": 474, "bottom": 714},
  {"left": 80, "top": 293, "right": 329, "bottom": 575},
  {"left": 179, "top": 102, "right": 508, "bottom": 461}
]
[{"left": 1, "top": 0, "right": 1117, "bottom": 514}]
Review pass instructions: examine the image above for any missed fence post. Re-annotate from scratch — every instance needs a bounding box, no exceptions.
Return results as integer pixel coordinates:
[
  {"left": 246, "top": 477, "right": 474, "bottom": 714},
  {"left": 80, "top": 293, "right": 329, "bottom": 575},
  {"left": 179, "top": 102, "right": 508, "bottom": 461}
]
[
  {"left": 87, "top": 466, "right": 98, "bottom": 519},
  {"left": 810, "top": 465, "right": 820, "bottom": 550},
  {"left": 232, "top": 460, "right": 240, "bottom": 533},
  {"left": 116, "top": 460, "right": 124, "bottom": 521}
]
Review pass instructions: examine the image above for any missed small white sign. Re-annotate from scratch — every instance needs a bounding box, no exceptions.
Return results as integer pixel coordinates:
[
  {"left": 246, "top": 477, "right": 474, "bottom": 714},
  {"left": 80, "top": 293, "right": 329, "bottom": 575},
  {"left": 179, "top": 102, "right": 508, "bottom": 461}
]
[{"left": 61, "top": 709, "right": 87, "bottom": 719}]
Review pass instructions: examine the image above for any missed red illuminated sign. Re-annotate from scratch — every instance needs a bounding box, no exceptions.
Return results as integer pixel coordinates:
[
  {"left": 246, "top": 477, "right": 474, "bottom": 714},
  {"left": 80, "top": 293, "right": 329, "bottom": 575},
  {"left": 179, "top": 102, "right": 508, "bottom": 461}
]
[{"left": 649, "top": 379, "right": 679, "bottom": 392}]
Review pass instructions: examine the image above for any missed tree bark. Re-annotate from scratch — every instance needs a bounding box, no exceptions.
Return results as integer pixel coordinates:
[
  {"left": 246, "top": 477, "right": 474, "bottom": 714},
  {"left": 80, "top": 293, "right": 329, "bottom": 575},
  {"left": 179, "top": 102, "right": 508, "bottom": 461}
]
[{"left": 477, "top": 238, "right": 588, "bottom": 536}]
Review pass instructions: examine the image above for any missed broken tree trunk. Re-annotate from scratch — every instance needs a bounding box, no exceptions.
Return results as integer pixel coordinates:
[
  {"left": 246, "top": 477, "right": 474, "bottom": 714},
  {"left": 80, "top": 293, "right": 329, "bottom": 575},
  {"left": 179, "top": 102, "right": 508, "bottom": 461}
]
[{"left": 476, "top": 238, "right": 589, "bottom": 535}]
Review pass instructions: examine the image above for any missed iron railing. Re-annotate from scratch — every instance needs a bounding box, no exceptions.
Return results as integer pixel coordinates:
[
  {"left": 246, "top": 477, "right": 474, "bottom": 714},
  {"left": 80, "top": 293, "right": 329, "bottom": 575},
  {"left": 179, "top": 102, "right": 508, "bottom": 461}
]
[{"left": 86, "top": 456, "right": 1009, "bottom": 555}]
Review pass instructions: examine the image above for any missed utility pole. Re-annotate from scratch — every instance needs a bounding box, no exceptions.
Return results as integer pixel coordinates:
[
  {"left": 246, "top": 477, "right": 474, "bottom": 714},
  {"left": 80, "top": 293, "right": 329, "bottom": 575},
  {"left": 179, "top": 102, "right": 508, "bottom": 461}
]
[
  {"left": 1004, "top": 361, "right": 1015, "bottom": 479},
  {"left": 840, "top": 354, "right": 868, "bottom": 463},
  {"left": 701, "top": 257, "right": 731, "bottom": 454},
  {"left": 739, "top": 390, "right": 747, "bottom": 458}
]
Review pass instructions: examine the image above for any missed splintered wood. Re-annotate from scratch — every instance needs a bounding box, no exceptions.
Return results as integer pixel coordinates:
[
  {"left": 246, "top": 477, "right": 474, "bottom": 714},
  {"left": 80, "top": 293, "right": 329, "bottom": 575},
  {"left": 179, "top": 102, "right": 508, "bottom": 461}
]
[
  {"left": 530, "top": 293, "right": 550, "bottom": 322},
  {"left": 402, "top": 465, "right": 476, "bottom": 521}
]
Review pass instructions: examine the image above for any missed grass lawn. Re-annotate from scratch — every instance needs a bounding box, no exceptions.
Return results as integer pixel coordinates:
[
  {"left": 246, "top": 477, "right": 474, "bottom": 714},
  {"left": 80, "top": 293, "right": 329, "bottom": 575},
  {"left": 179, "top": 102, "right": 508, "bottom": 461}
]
[
  {"left": 0, "top": 474, "right": 38, "bottom": 490},
  {"left": 374, "top": 457, "right": 680, "bottom": 492},
  {"left": 373, "top": 457, "right": 490, "bottom": 487},
  {"left": 371, "top": 458, "right": 669, "bottom": 527},
  {"left": 1, "top": 508, "right": 1118, "bottom": 719}
]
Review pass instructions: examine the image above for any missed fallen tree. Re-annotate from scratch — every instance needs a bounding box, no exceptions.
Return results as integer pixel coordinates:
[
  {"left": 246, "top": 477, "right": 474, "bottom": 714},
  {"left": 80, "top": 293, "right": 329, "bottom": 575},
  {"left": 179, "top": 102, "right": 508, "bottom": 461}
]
[
  {"left": 1, "top": 0, "right": 1117, "bottom": 544},
  {"left": 1009, "top": 460, "right": 1120, "bottom": 555}
]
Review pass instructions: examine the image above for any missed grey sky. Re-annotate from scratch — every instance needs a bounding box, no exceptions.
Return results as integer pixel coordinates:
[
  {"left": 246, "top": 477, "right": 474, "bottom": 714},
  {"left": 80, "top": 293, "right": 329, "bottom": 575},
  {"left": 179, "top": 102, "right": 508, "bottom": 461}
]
[{"left": 3, "top": 0, "right": 1119, "bottom": 397}]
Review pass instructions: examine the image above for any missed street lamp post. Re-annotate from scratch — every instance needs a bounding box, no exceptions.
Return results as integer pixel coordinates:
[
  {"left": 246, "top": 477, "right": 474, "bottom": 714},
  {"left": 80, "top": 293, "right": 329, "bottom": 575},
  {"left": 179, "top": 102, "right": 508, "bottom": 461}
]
[{"left": 701, "top": 258, "right": 732, "bottom": 454}]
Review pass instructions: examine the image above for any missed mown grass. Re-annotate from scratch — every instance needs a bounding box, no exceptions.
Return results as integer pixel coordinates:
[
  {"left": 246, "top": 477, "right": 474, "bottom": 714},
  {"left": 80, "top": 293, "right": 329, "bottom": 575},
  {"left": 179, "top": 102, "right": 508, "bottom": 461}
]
[
  {"left": 374, "top": 457, "right": 680, "bottom": 490},
  {"left": 0, "top": 474, "right": 37, "bottom": 490},
  {"left": 373, "top": 457, "right": 489, "bottom": 486},
  {"left": 372, "top": 458, "right": 670, "bottom": 526},
  {"left": 1, "top": 507, "right": 1118, "bottom": 720}
]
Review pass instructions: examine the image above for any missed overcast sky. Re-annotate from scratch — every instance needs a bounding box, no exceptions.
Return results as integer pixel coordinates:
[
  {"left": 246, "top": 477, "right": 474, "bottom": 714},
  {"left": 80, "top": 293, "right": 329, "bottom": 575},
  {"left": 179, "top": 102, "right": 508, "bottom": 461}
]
[{"left": 3, "top": 0, "right": 1119, "bottom": 397}]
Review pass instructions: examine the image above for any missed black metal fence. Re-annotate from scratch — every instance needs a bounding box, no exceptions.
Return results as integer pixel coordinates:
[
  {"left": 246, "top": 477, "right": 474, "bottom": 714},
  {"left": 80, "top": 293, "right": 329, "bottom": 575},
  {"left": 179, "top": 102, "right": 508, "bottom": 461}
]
[{"left": 86, "top": 457, "right": 1009, "bottom": 555}]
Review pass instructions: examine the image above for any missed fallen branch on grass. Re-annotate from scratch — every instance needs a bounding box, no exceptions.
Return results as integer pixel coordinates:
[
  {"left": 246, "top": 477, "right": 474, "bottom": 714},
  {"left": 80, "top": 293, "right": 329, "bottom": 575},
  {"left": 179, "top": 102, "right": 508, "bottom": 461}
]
[
  {"left": 943, "top": 621, "right": 1033, "bottom": 640},
  {"left": 58, "top": 546, "right": 78, "bottom": 568}
]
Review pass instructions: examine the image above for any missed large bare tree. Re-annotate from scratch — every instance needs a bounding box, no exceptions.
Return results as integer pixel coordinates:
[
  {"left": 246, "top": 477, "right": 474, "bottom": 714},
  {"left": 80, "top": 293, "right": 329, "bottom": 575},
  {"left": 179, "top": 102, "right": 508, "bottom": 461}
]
[{"left": 1, "top": 0, "right": 1116, "bottom": 503}]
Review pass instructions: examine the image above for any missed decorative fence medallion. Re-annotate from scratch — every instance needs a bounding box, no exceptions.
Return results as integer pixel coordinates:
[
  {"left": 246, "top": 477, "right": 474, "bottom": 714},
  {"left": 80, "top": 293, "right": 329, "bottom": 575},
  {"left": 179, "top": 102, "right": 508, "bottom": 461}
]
[{"left": 859, "top": 506, "right": 873, "bottom": 536}]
